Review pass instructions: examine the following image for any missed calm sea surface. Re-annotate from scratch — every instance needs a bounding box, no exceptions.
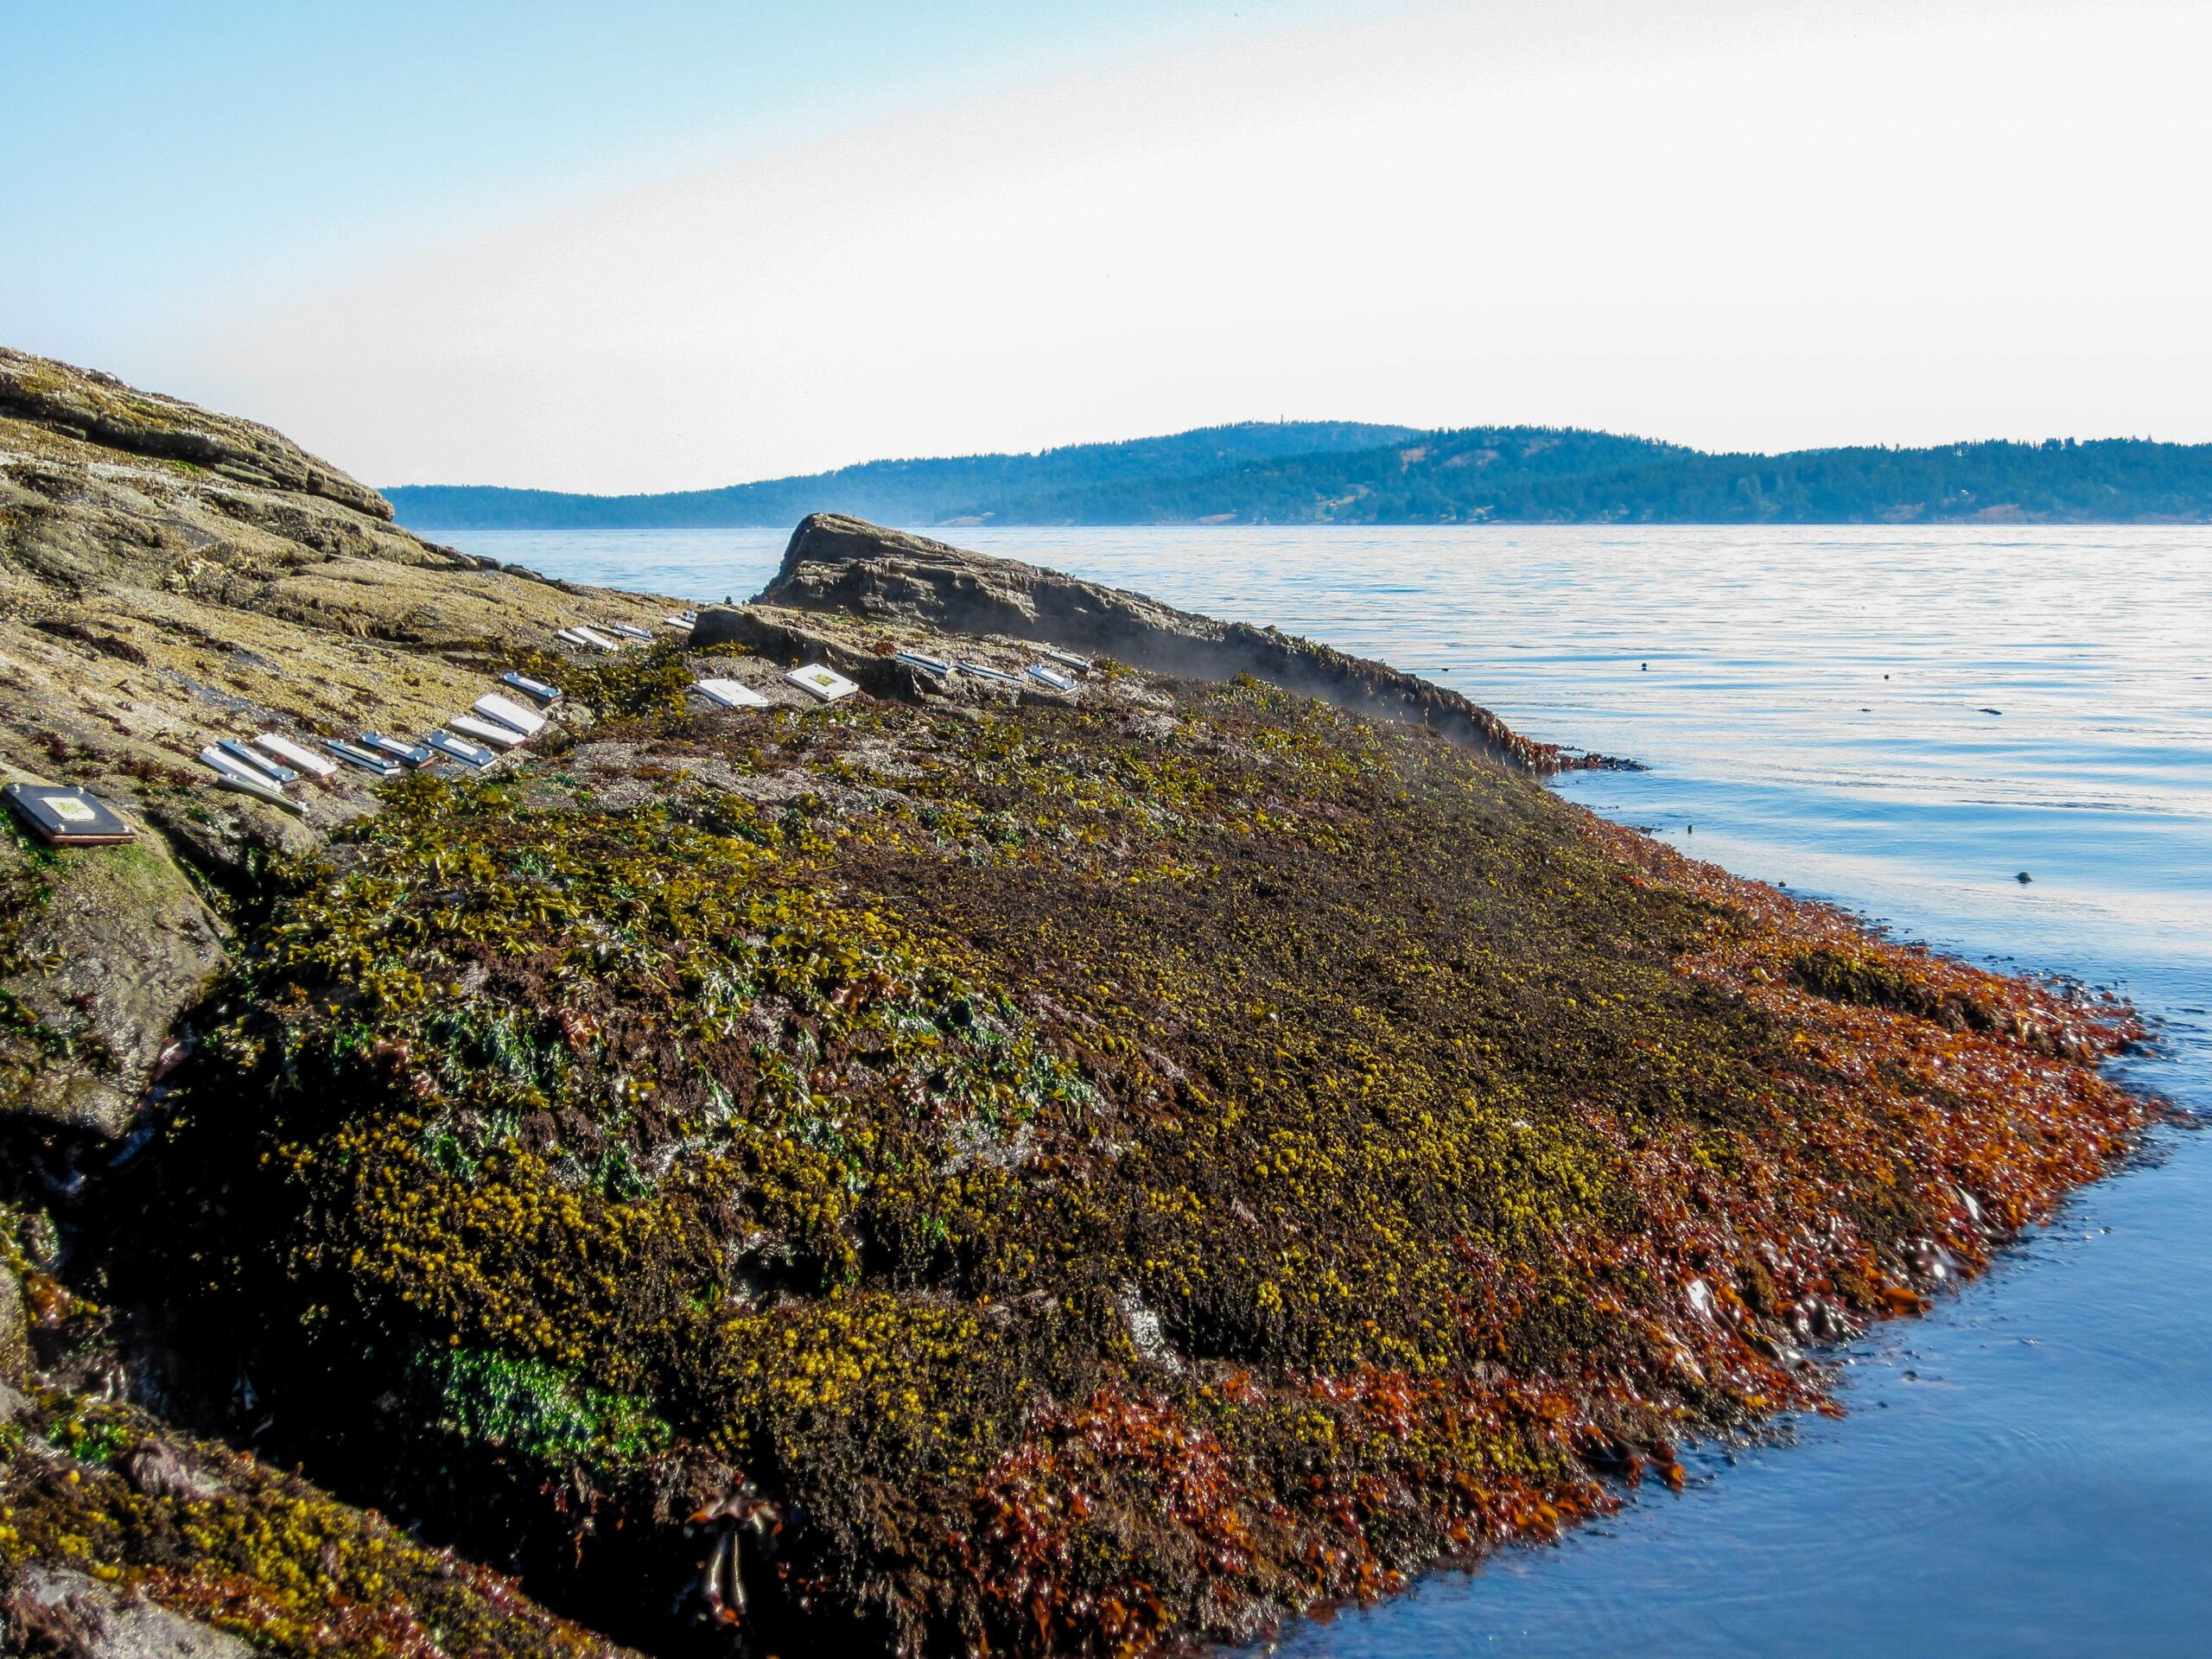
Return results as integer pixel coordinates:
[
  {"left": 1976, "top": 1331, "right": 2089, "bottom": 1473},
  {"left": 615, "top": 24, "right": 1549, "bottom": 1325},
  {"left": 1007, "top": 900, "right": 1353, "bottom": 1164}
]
[{"left": 446, "top": 524, "right": 2212, "bottom": 1657}]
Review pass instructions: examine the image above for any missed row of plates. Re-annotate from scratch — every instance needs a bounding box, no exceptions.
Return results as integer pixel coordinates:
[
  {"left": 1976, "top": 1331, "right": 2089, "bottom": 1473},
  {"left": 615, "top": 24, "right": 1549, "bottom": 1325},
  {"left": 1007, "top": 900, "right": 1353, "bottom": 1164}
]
[{"left": 192, "top": 675, "right": 565, "bottom": 812}]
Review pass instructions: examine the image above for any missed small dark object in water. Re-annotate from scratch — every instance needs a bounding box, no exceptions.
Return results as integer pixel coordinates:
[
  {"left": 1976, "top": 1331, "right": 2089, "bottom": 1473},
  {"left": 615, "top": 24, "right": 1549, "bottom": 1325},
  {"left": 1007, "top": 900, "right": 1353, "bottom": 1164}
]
[
  {"left": 1980, "top": 708, "right": 2003, "bottom": 715},
  {"left": 1687, "top": 823, "right": 1694, "bottom": 834},
  {"left": 1641, "top": 662, "right": 1648, "bottom": 671},
  {"left": 2, "top": 781, "right": 136, "bottom": 846},
  {"left": 2018, "top": 871, "right": 2033, "bottom": 884}
]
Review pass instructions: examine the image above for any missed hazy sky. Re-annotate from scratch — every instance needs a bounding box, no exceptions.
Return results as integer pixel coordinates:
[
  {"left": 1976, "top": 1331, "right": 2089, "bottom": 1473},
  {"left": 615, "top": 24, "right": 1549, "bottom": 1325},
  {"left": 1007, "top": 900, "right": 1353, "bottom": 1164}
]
[{"left": 7, "top": 0, "right": 2209, "bottom": 492}]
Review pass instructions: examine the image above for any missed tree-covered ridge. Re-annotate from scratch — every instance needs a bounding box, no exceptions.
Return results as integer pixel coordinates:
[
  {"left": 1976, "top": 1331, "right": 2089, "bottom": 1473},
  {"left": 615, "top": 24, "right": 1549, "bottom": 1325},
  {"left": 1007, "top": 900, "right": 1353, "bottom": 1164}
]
[
  {"left": 384, "top": 421, "right": 1421, "bottom": 530},
  {"left": 387, "top": 428, "right": 2212, "bottom": 529}
]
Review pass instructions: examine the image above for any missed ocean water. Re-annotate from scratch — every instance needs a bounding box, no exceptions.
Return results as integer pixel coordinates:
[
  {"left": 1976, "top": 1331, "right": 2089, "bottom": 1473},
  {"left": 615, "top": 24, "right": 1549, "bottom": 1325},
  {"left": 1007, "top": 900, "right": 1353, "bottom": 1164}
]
[{"left": 445, "top": 524, "right": 2212, "bottom": 1657}]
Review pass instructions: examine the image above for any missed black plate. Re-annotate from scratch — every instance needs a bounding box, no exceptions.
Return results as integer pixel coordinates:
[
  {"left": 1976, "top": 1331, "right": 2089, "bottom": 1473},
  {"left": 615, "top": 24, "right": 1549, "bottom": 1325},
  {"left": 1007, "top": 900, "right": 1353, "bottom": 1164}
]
[{"left": 3, "top": 782, "right": 137, "bottom": 846}]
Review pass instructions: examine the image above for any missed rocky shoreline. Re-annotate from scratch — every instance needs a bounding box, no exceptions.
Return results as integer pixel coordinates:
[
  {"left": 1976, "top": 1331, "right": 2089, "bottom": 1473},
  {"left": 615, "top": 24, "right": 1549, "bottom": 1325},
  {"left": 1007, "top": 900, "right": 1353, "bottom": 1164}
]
[{"left": 0, "top": 350, "right": 2151, "bottom": 1657}]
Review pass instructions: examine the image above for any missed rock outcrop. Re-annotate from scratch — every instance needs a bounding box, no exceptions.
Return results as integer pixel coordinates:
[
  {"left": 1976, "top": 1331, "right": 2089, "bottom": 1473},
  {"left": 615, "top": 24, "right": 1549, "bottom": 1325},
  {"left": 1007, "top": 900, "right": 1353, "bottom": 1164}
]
[
  {"left": 696, "top": 512, "right": 1580, "bottom": 769},
  {"left": 0, "top": 346, "right": 681, "bottom": 1135},
  {"left": 0, "top": 349, "right": 388, "bottom": 519}
]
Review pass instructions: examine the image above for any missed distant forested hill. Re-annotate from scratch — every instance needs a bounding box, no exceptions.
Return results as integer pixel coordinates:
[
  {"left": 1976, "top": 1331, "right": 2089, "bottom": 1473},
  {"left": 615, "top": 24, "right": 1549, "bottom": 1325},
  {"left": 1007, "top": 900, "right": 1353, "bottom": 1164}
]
[
  {"left": 387, "top": 424, "right": 2212, "bottom": 530},
  {"left": 385, "top": 422, "right": 1419, "bottom": 530}
]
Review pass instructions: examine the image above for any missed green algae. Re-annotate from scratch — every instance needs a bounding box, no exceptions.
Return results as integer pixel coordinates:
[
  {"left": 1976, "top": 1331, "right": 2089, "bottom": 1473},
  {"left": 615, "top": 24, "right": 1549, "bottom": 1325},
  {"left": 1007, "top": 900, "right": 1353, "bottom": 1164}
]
[
  {"left": 514, "top": 641, "right": 695, "bottom": 724},
  {"left": 407, "top": 1346, "right": 671, "bottom": 1466}
]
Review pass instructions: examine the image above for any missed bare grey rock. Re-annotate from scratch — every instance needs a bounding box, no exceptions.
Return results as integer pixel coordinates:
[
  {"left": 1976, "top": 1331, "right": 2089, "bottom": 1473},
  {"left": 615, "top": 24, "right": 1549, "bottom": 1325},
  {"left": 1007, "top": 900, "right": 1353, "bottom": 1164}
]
[{"left": 6, "top": 1567, "right": 255, "bottom": 1659}]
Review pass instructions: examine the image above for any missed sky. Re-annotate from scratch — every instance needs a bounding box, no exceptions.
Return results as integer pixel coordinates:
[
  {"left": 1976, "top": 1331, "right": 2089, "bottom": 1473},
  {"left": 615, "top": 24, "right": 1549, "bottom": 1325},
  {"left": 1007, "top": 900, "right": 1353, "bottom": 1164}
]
[{"left": 6, "top": 0, "right": 2209, "bottom": 493}]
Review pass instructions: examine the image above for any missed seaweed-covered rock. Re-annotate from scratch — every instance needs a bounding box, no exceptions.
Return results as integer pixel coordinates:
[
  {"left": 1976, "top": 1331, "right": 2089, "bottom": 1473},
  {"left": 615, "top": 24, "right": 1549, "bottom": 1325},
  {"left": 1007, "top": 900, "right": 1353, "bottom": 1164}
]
[
  {"left": 116, "top": 639, "right": 2144, "bottom": 1656},
  {"left": 0, "top": 357, "right": 2156, "bottom": 1659},
  {"left": 7, "top": 1566, "right": 256, "bottom": 1659},
  {"left": 0, "top": 1382, "right": 644, "bottom": 1659}
]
